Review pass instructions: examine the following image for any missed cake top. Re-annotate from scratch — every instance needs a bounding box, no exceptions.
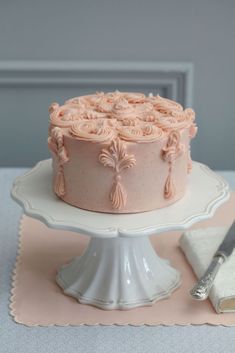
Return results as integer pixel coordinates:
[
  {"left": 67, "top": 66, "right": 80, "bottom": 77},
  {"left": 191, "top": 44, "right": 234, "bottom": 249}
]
[{"left": 49, "top": 91, "right": 197, "bottom": 143}]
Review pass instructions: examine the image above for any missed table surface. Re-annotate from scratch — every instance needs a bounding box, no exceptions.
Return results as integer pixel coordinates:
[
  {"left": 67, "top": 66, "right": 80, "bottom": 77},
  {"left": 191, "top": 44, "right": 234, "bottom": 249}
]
[{"left": 1, "top": 167, "right": 235, "bottom": 353}]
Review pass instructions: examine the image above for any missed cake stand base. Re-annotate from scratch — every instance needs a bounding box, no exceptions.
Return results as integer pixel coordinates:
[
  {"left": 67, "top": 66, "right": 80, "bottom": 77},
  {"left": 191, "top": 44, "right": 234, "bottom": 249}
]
[{"left": 56, "top": 236, "right": 181, "bottom": 310}]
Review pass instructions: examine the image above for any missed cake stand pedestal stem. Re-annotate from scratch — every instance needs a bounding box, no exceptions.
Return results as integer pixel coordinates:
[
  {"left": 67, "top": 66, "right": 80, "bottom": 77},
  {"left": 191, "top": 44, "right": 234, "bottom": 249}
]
[{"left": 56, "top": 235, "right": 181, "bottom": 310}]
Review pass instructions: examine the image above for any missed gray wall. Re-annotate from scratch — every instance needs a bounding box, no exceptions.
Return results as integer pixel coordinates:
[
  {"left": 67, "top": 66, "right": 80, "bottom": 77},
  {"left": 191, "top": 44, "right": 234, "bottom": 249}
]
[{"left": 1, "top": 0, "right": 235, "bottom": 169}]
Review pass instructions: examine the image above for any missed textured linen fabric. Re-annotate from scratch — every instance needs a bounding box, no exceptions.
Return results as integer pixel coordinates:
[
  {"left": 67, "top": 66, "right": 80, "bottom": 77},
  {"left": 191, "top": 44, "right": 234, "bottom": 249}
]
[
  {"left": 180, "top": 227, "right": 235, "bottom": 313},
  {"left": 1, "top": 168, "right": 235, "bottom": 353}
]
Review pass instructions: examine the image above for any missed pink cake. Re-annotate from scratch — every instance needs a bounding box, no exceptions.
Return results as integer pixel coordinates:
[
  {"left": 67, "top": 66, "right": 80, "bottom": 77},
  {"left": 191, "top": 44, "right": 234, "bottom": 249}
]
[{"left": 48, "top": 91, "right": 197, "bottom": 213}]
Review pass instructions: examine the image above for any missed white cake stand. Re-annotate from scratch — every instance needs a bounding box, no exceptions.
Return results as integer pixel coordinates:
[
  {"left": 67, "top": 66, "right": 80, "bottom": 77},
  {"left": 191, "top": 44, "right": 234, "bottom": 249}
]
[{"left": 11, "top": 159, "right": 230, "bottom": 310}]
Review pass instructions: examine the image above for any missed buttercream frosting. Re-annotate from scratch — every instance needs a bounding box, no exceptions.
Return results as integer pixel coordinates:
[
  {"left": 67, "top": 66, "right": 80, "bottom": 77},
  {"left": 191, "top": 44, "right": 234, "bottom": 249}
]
[
  {"left": 70, "top": 120, "right": 115, "bottom": 143},
  {"left": 48, "top": 91, "right": 197, "bottom": 213},
  {"left": 48, "top": 127, "right": 69, "bottom": 197},
  {"left": 161, "top": 130, "right": 184, "bottom": 199},
  {"left": 118, "top": 123, "right": 165, "bottom": 143},
  {"left": 49, "top": 92, "right": 197, "bottom": 143},
  {"left": 99, "top": 139, "right": 136, "bottom": 209}
]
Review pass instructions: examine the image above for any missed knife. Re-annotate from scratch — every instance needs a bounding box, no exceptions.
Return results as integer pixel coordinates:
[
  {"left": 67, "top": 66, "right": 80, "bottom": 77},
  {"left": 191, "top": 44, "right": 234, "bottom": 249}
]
[{"left": 190, "top": 221, "right": 235, "bottom": 301}]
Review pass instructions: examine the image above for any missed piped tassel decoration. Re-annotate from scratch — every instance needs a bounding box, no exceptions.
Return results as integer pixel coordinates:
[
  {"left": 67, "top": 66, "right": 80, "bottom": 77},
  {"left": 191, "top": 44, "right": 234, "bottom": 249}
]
[
  {"left": 187, "top": 150, "right": 193, "bottom": 174},
  {"left": 54, "top": 165, "right": 66, "bottom": 197},
  {"left": 48, "top": 127, "right": 69, "bottom": 198},
  {"left": 161, "top": 130, "right": 184, "bottom": 200},
  {"left": 187, "top": 142, "right": 193, "bottom": 174},
  {"left": 99, "top": 139, "right": 136, "bottom": 210},
  {"left": 164, "top": 171, "right": 175, "bottom": 199},
  {"left": 110, "top": 175, "right": 127, "bottom": 210}
]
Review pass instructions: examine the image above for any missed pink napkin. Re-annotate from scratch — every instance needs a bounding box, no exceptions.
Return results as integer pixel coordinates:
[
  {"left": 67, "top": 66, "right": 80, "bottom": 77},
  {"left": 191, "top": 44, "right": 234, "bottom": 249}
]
[{"left": 10, "top": 193, "right": 235, "bottom": 326}]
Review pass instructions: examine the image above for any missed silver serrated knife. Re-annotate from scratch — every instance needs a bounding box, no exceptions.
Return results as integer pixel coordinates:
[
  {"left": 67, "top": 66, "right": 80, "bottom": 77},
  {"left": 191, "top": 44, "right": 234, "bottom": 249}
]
[{"left": 190, "top": 221, "right": 235, "bottom": 301}]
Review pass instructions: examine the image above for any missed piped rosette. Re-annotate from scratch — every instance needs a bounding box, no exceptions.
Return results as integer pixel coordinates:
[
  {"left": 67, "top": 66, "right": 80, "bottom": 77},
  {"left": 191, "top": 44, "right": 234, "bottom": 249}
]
[
  {"left": 69, "top": 119, "right": 116, "bottom": 143},
  {"left": 156, "top": 108, "right": 196, "bottom": 132},
  {"left": 112, "top": 96, "right": 136, "bottom": 121},
  {"left": 118, "top": 123, "right": 166, "bottom": 143},
  {"left": 65, "top": 95, "right": 89, "bottom": 107},
  {"left": 151, "top": 95, "right": 184, "bottom": 115},
  {"left": 50, "top": 103, "right": 107, "bottom": 128},
  {"left": 122, "top": 92, "right": 146, "bottom": 104},
  {"left": 50, "top": 104, "right": 84, "bottom": 128}
]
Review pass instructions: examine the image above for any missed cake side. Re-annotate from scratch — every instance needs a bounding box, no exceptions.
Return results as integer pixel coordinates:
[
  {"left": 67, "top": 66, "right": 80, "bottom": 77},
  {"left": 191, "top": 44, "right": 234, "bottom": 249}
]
[{"left": 48, "top": 92, "right": 197, "bottom": 213}]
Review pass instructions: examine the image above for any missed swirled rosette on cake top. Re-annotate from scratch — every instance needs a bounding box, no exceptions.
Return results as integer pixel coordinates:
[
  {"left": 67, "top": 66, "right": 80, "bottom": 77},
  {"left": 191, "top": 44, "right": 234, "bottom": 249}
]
[
  {"left": 118, "top": 123, "right": 166, "bottom": 143},
  {"left": 70, "top": 119, "right": 116, "bottom": 143},
  {"left": 50, "top": 104, "right": 84, "bottom": 127},
  {"left": 151, "top": 95, "right": 184, "bottom": 115}
]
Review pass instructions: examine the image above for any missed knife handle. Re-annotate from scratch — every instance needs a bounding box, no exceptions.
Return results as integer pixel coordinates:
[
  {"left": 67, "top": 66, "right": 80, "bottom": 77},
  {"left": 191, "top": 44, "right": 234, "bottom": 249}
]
[{"left": 190, "top": 255, "right": 225, "bottom": 301}]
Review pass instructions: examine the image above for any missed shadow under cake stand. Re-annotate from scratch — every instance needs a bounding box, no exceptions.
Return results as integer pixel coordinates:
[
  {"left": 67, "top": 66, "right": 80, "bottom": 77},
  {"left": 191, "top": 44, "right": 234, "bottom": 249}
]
[{"left": 11, "top": 159, "right": 230, "bottom": 310}]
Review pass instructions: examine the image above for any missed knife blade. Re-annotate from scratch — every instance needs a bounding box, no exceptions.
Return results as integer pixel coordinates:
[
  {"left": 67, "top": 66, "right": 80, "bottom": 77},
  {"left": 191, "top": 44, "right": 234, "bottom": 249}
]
[{"left": 190, "top": 221, "right": 235, "bottom": 301}]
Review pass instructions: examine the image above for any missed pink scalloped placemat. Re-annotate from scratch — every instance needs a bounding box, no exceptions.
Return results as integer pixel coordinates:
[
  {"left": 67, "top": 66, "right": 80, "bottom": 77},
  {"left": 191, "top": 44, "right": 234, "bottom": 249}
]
[{"left": 11, "top": 193, "right": 235, "bottom": 326}]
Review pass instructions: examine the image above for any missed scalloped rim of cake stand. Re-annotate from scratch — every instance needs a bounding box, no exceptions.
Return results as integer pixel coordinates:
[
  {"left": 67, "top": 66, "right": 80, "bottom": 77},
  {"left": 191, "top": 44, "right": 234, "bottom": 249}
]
[{"left": 11, "top": 159, "right": 230, "bottom": 238}]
